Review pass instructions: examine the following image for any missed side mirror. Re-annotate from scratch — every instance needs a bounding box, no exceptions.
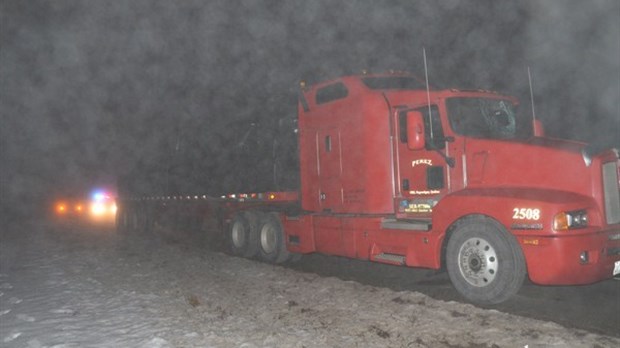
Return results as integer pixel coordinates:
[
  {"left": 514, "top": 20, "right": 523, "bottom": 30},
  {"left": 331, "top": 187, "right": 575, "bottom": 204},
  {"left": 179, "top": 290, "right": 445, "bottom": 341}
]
[
  {"left": 406, "top": 111, "right": 425, "bottom": 150},
  {"left": 533, "top": 119, "right": 545, "bottom": 137}
]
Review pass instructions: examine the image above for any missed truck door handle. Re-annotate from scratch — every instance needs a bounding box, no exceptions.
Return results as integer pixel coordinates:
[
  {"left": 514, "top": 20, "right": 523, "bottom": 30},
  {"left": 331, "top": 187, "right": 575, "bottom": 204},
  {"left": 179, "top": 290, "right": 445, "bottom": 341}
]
[{"left": 320, "top": 192, "right": 326, "bottom": 201}]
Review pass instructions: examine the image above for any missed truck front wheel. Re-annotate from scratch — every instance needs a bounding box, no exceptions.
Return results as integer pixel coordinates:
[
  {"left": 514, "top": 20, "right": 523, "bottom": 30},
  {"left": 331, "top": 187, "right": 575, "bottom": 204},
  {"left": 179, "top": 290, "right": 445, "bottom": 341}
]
[
  {"left": 446, "top": 216, "right": 526, "bottom": 305},
  {"left": 229, "top": 211, "right": 259, "bottom": 258},
  {"left": 257, "top": 212, "right": 290, "bottom": 264}
]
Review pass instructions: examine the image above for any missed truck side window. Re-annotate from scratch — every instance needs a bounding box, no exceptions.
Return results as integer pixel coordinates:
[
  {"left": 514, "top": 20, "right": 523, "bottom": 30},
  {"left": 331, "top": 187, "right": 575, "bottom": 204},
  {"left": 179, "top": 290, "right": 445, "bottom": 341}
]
[
  {"left": 398, "top": 111, "right": 408, "bottom": 143},
  {"left": 419, "top": 105, "right": 445, "bottom": 150},
  {"left": 398, "top": 106, "right": 445, "bottom": 150},
  {"left": 316, "top": 82, "right": 348, "bottom": 104}
]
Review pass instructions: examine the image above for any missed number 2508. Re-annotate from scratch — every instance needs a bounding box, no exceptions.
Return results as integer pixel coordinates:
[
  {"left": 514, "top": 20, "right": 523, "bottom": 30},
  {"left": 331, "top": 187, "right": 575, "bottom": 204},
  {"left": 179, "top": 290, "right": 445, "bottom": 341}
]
[{"left": 512, "top": 208, "right": 541, "bottom": 220}]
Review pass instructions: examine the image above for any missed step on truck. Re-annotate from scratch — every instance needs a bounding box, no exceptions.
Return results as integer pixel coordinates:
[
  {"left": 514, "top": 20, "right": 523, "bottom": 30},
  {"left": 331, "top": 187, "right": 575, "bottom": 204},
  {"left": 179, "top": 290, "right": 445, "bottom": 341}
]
[{"left": 118, "top": 72, "right": 620, "bottom": 305}]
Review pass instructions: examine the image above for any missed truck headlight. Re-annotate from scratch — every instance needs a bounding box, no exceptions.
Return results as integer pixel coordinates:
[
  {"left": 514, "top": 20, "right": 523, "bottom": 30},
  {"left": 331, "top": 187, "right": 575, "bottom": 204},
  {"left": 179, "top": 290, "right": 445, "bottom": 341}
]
[{"left": 553, "top": 210, "right": 588, "bottom": 230}]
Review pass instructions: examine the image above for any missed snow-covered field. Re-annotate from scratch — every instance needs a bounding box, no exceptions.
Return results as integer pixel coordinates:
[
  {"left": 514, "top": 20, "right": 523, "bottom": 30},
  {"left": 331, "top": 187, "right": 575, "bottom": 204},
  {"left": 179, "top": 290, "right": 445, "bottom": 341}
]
[{"left": 1, "top": 221, "right": 619, "bottom": 348}]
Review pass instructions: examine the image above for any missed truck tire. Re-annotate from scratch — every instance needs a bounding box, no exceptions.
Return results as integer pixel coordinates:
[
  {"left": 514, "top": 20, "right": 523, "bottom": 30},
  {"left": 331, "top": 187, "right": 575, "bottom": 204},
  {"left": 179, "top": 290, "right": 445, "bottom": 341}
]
[
  {"left": 115, "top": 207, "right": 127, "bottom": 233},
  {"left": 288, "top": 252, "right": 303, "bottom": 263},
  {"left": 119, "top": 209, "right": 136, "bottom": 233},
  {"left": 257, "top": 212, "right": 290, "bottom": 264},
  {"left": 446, "top": 216, "right": 526, "bottom": 305},
  {"left": 130, "top": 209, "right": 140, "bottom": 232},
  {"left": 140, "top": 206, "right": 155, "bottom": 233},
  {"left": 134, "top": 206, "right": 147, "bottom": 234},
  {"left": 120, "top": 207, "right": 139, "bottom": 233},
  {"left": 229, "top": 211, "right": 259, "bottom": 258}
]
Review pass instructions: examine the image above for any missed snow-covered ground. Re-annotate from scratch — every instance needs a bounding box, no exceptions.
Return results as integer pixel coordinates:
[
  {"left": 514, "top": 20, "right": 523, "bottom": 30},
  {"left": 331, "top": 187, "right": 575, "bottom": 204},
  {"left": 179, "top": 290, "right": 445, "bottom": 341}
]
[{"left": 1, "top": 220, "right": 619, "bottom": 348}]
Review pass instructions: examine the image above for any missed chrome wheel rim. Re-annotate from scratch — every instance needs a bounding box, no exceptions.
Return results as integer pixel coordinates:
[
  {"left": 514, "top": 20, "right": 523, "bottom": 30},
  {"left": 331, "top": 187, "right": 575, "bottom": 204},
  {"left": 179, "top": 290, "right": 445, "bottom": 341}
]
[
  {"left": 458, "top": 237, "right": 498, "bottom": 287},
  {"left": 231, "top": 221, "right": 245, "bottom": 248},
  {"left": 260, "top": 224, "right": 277, "bottom": 254}
]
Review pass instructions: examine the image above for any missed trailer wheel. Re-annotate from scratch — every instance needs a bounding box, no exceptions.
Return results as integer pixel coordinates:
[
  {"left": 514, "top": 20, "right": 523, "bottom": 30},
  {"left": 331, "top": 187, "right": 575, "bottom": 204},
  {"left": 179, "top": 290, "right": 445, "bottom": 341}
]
[
  {"left": 135, "top": 207, "right": 146, "bottom": 233},
  {"left": 229, "top": 211, "right": 259, "bottom": 258},
  {"left": 258, "top": 212, "right": 290, "bottom": 264},
  {"left": 120, "top": 207, "right": 139, "bottom": 233},
  {"left": 130, "top": 209, "right": 140, "bottom": 232},
  {"left": 115, "top": 205, "right": 126, "bottom": 232},
  {"left": 446, "top": 216, "right": 526, "bottom": 305}
]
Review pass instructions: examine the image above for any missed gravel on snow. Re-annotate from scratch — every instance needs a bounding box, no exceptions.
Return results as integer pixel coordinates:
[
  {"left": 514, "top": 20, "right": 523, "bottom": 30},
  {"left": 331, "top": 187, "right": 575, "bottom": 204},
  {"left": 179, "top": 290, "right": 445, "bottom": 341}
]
[{"left": 1, "top": 223, "right": 618, "bottom": 348}]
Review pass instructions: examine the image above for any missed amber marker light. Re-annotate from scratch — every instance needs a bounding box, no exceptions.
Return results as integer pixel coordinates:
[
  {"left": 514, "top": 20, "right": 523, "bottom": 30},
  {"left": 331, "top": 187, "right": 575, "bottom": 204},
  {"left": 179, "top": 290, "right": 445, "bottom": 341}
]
[{"left": 56, "top": 203, "right": 67, "bottom": 214}]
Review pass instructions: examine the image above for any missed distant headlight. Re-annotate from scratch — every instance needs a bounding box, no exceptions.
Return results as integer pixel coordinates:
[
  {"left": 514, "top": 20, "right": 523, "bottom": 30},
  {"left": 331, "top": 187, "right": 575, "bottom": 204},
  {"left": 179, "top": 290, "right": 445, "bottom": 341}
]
[
  {"left": 90, "top": 202, "right": 117, "bottom": 216},
  {"left": 91, "top": 202, "right": 106, "bottom": 216},
  {"left": 553, "top": 209, "right": 588, "bottom": 230}
]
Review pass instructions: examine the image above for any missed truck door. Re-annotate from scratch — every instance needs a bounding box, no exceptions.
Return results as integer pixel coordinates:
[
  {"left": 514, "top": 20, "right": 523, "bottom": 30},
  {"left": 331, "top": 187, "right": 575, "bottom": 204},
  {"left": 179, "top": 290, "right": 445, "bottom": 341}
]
[
  {"left": 395, "top": 105, "right": 449, "bottom": 218},
  {"left": 317, "top": 129, "right": 342, "bottom": 211}
]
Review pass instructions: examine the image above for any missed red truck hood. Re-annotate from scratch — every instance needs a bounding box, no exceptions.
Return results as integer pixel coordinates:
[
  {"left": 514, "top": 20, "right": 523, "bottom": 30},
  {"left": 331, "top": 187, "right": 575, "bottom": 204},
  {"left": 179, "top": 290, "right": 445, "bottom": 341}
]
[{"left": 463, "top": 136, "right": 593, "bottom": 196}]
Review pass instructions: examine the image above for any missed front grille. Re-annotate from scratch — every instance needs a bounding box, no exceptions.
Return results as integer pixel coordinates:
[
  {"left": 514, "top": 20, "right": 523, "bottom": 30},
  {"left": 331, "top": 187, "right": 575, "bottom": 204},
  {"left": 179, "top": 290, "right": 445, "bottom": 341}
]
[{"left": 602, "top": 161, "right": 620, "bottom": 224}]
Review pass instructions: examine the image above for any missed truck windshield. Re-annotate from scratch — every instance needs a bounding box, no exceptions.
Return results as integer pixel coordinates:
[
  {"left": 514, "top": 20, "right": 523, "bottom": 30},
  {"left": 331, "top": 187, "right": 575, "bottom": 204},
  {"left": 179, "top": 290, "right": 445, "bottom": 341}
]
[{"left": 446, "top": 97, "right": 531, "bottom": 140}]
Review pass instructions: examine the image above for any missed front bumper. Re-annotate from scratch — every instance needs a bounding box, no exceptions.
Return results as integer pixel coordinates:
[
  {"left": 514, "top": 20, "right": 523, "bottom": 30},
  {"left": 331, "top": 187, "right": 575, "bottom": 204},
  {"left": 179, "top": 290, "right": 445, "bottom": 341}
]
[{"left": 519, "top": 226, "right": 620, "bottom": 285}]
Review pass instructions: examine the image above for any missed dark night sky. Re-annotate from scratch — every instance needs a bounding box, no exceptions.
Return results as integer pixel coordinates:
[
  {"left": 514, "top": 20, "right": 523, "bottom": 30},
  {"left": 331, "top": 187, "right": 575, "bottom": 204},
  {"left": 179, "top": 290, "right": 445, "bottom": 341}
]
[{"left": 1, "top": 0, "right": 619, "bottom": 216}]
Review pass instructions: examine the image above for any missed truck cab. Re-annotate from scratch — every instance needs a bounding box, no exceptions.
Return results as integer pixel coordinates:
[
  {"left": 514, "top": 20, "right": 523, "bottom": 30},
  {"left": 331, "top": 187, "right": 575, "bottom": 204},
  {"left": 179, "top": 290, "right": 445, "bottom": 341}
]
[{"left": 289, "top": 72, "right": 620, "bottom": 304}]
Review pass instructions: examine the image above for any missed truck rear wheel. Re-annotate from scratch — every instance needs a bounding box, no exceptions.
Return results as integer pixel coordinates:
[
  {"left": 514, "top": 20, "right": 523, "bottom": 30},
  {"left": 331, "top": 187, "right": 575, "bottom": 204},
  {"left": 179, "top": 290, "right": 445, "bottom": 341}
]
[
  {"left": 229, "top": 211, "right": 259, "bottom": 258},
  {"left": 446, "top": 216, "right": 526, "bottom": 305},
  {"left": 257, "top": 212, "right": 290, "bottom": 264}
]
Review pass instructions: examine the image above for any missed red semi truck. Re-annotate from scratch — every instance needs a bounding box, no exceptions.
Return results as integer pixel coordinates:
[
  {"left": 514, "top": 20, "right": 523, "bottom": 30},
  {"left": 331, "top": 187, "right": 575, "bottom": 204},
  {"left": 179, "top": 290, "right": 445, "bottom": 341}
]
[{"left": 118, "top": 72, "right": 620, "bottom": 304}]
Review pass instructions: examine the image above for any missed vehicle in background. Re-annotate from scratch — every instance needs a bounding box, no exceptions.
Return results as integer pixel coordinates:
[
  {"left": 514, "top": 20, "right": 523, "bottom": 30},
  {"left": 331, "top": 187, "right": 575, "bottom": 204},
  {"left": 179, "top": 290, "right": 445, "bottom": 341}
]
[
  {"left": 53, "top": 198, "right": 87, "bottom": 218},
  {"left": 52, "top": 189, "right": 117, "bottom": 224},
  {"left": 88, "top": 190, "right": 117, "bottom": 223}
]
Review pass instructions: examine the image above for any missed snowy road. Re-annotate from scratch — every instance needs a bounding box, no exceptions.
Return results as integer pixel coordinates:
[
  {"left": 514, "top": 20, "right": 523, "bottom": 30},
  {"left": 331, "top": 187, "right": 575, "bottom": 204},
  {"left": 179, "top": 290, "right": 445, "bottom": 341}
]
[
  {"left": 1, "top": 219, "right": 619, "bottom": 347},
  {"left": 289, "top": 247, "right": 620, "bottom": 337}
]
